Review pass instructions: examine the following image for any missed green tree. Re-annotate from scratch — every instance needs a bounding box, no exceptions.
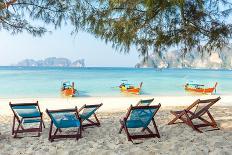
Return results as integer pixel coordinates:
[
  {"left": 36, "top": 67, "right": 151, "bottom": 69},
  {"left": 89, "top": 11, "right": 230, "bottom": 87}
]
[
  {"left": 1, "top": 0, "right": 232, "bottom": 57},
  {"left": 0, "top": 0, "right": 89, "bottom": 36},
  {"left": 83, "top": 0, "right": 232, "bottom": 57}
]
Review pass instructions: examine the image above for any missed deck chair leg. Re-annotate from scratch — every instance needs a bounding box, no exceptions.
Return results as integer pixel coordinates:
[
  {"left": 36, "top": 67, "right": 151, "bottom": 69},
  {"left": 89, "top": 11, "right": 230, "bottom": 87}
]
[
  {"left": 94, "top": 114, "right": 100, "bottom": 126},
  {"left": 197, "top": 116, "right": 211, "bottom": 124},
  {"left": 40, "top": 120, "right": 43, "bottom": 132},
  {"left": 184, "top": 111, "right": 202, "bottom": 133},
  {"left": 48, "top": 121, "right": 53, "bottom": 142},
  {"left": 54, "top": 128, "right": 59, "bottom": 136},
  {"left": 81, "top": 124, "right": 84, "bottom": 131},
  {"left": 207, "top": 111, "right": 218, "bottom": 128},
  {"left": 14, "top": 118, "right": 25, "bottom": 138},
  {"left": 12, "top": 117, "right": 16, "bottom": 135},
  {"left": 42, "top": 121, "right": 46, "bottom": 128},
  {"left": 38, "top": 120, "right": 42, "bottom": 136},
  {"left": 119, "top": 120, "right": 124, "bottom": 134},
  {"left": 76, "top": 127, "right": 81, "bottom": 140},
  {"left": 152, "top": 119, "right": 160, "bottom": 138},
  {"left": 76, "top": 128, "right": 79, "bottom": 140},
  {"left": 79, "top": 126, "right": 82, "bottom": 138},
  {"left": 14, "top": 122, "right": 22, "bottom": 138},
  {"left": 41, "top": 116, "right": 46, "bottom": 128},
  {"left": 123, "top": 121, "right": 132, "bottom": 141}
]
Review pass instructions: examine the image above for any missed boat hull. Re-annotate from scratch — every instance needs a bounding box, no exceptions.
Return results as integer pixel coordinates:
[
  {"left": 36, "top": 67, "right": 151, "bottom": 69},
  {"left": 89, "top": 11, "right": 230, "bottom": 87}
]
[
  {"left": 185, "top": 82, "right": 217, "bottom": 94},
  {"left": 185, "top": 87, "right": 215, "bottom": 94},
  {"left": 61, "top": 88, "right": 76, "bottom": 97},
  {"left": 120, "top": 87, "right": 141, "bottom": 94}
]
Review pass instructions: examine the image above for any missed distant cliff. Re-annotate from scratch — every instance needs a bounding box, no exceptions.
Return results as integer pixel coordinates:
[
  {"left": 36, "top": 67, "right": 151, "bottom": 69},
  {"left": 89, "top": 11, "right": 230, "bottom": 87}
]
[
  {"left": 135, "top": 45, "right": 232, "bottom": 69},
  {"left": 13, "top": 57, "right": 85, "bottom": 67}
]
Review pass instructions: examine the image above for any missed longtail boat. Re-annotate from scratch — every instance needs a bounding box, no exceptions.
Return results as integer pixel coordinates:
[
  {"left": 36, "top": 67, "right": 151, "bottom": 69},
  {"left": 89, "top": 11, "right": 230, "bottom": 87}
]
[
  {"left": 119, "top": 80, "right": 143, "bottom": 95},
  {"left": 184, "top": 82, "right": 218, "bottom": 94},
  {"left": 61, "top": 81, "right": 76, "bottom": 97}
]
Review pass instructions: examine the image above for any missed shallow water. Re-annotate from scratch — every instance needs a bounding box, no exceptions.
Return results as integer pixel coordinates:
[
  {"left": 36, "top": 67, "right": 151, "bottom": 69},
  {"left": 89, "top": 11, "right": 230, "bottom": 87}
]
[{"left": 0, "top": 66, "right": 231, "bottom": 97}]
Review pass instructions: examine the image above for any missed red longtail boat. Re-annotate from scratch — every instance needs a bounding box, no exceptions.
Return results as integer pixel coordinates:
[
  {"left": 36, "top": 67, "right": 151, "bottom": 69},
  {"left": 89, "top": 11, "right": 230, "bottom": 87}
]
[
  {"left": 184, "top": 82, "right": 218, "bottom": 94},
  {"left": 61, "top": 81, "right": 76, "bottom": 97},
  {"left": 119, "top": 81, "right": 143, "bottom": 95}
]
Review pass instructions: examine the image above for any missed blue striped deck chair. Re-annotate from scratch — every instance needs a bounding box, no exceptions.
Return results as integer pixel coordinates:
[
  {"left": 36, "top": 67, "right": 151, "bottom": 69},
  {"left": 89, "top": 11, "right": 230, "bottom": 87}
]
[
  {"left": 46, "top": 107, "right": 82, "bottom": 142},
  {"left": 119, "top": 104, "right": 161, "bottom": 142},
  {"left": 79, "top": 103, "right": 103, "bottom": 128},
  {"left": 9, "top": 101, "right": 45, "bottom": 138},
  {"left": 136, "top": 98, "right": 154, "bottom": 106}
]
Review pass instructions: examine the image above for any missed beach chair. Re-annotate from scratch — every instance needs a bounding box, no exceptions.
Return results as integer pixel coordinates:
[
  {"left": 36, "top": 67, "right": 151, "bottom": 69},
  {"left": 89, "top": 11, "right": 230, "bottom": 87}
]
[
  {"left": 9, "top": 101, "right": 45, "bottom": 138},
  {"left": 79, "top": 103, "right": 103, "bottom": 128},
  {"left": 119, "top": 104, "right": 161, "bottom": 142},
  {"left": 46, "top": 107, "right": 82, "bottom": 142},
  {"left": 168, "top": 97, "right": 221, "bottom": 133},
  {"left": 136, "top": 98, "right": 154, "bottom": 106}
]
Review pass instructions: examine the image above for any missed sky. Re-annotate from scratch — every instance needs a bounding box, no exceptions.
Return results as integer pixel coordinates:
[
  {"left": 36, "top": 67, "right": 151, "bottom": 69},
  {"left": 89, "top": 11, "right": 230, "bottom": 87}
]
[{"left": 0, "top": 26, "right": 140, "bottom": 67}]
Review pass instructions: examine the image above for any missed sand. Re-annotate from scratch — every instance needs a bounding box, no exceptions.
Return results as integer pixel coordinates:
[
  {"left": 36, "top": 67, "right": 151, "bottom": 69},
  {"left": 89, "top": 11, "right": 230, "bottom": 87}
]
[{"left": 0, "top": 95, "right": 232, "bottom": 155}]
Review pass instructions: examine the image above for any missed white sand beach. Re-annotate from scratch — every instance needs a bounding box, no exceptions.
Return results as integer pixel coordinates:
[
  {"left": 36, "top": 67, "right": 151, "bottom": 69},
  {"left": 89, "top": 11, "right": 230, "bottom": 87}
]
[{"left": 0, "top": 95, "right": 232, "bottom": 155}]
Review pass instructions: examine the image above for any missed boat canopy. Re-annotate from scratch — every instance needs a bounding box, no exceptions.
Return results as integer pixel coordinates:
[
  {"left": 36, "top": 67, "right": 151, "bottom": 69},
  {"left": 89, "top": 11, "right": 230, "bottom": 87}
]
[
  {"left": 121, "top": 80, "right": 133, "bottom": 86},
  {"left": 187, "top": 83, "right": 205, "bottom": 87},
  {"left": 62, "top": 81, "right": 72, "bottom": 88}
]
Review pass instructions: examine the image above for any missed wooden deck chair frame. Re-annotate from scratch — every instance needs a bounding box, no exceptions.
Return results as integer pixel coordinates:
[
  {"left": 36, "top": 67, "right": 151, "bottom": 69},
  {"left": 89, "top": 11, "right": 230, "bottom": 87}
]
[
  {"left": 79, "top": 103, "right": 103, "bottom": 128},
  {"left": 168, "top": 97, "right": 221, "bottom": 133},
  {"left": 46, "top": 107, "right": 82, "bottom": 142},
  {"left": 136, "top": 98, "right": 154, "bottom": 106},
  {"left": 9, "top": 101, "right": 45, "bottom": 138},
  {"left": 119, "top": 104, "right": 161, "bottom": 141}
]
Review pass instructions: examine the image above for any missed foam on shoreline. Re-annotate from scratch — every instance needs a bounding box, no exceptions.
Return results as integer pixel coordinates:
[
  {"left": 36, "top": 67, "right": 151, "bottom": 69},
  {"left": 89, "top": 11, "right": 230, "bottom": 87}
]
[{"left": 0, "top": 95, "right": 231, "bottom": 115}]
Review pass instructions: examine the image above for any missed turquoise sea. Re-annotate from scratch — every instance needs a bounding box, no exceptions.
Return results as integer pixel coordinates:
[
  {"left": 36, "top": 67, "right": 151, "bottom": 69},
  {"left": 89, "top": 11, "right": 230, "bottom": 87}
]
[{"left": 0, "top": 66, "right": 231, "bottom": 98}]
